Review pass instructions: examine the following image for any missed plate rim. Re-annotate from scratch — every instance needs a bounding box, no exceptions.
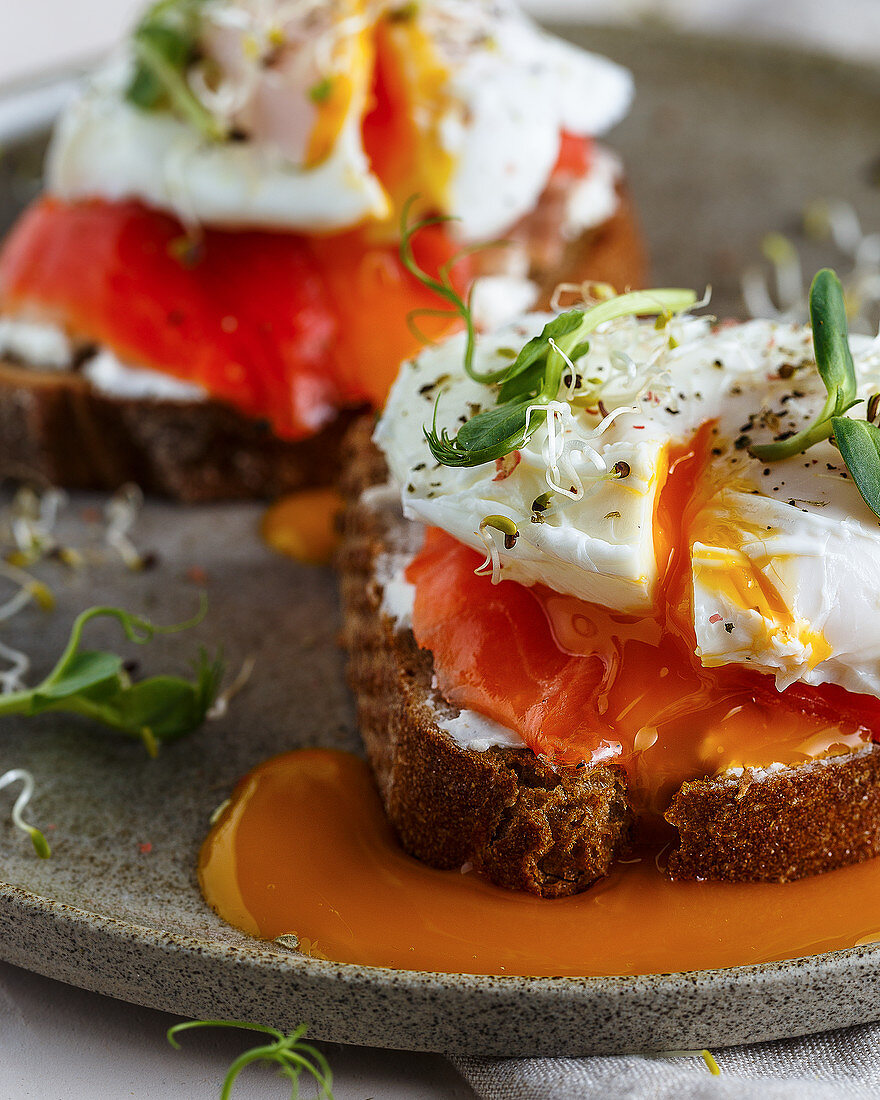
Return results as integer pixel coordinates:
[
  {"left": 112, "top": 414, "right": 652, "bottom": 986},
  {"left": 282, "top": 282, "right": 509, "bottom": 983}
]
[{"left": 4, "top": 22, "right": 880, "bottom": 1057}]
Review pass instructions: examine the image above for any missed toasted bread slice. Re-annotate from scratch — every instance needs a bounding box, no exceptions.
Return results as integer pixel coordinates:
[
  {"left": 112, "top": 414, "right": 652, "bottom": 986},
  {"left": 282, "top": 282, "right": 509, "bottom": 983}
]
[
  {"left": 666, "top": 751, "right": 880, "bottom": 882},
  {"left": 0, "top": 359, "right": 361, "bottom": 502},
  {"left": 338, "top": 417, "right": 880, "bottom": 894},
  {"left": 0, "top": 190, "right": 644, "bottom": 501},
  {"left": 338, "top": 418, "right": 632, "bottom": 898}
]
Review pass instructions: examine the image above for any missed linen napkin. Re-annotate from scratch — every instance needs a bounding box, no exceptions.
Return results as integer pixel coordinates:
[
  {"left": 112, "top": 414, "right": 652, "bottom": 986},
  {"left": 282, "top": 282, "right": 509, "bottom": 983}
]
[{"left": 450, "top": 1021, "right": 880, "bottom": 1098}]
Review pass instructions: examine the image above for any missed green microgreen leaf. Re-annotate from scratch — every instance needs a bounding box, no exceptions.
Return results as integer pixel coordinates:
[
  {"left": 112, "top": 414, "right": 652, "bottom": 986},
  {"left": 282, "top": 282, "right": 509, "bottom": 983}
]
[
  {"left": 812, "top": 267, "right": 858, "bottom": 398},
  {"left": 423, "top": 287, "right": 697, "bottom": 468},
  {"left": 831, "top": 416, "right": 880, "bottom": 519},
  {"left": 751, "top": 268, "right": 860, "bottom": 460},
  {"left": 167, "top": 1019, "right": 334, "bottom": 1099},
  {"left": 32, "top": 650, "right": 124, "bottom": 700},
  {"left": 424, "top": 398, "right": 537, "bottom": 468},
  {"left": 309, "top": 77, "right": 334, "bottom": 104},
  {"left": 126, "top": 0, "right": 226, "bottom": 141},
  {"left": 427, "top": 397, "right": 542, "bottom": 467},
  {"left": 399, "top": 198, "right": 509, "bottom": 383},
  {"left": 497, "top": 359, "right": 546, "bottom": 404},
  {"left": 0, "top": 604, "right": 223, "bottom": 751},
  {"left": 499, "top": 312, "right": 583, "bottom": 388}
]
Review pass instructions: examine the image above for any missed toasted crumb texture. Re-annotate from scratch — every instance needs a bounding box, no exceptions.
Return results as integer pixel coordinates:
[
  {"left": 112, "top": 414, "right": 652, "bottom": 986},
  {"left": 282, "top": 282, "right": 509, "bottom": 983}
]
[
  {"left": 666, "top": 750, "right": 880, "bottom": 882},
  {"left": 338, "top": 419, "right": 631, "bottom": 898},
  {"left": 509, "top": 185, "right": 646, "bottom": 304},
  {"left": 0, "top": 189, "right": 644, "bottom": 501},
  {"left": 0, "top": 360, "right": 360, "bottom": 502},
  {"left": 534, "top": 187, "right": 647, "bottom": 305},
  {"left": 340, "top": 422, "right": 880, "bottom": 893}
]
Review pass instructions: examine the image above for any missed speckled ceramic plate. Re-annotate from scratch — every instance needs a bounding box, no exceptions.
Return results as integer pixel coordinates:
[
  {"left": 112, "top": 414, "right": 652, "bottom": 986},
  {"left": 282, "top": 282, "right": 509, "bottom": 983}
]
[{"left": 3, "top": 25, "right": 880, "bottom": 1059}]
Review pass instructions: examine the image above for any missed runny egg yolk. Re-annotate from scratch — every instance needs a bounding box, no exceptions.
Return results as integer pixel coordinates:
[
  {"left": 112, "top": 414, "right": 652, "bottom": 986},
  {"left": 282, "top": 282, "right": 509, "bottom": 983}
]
[
  {"left": 198, "top": 747, "right": 880, "bottom": 975},
  {"left": 406, "top": 423, "right": 874, "bottom": 817},
  {"left": 222, "top": 1, "right": 459, "bottom": 216},
  {"left": 304, "top": 9, "right": 374, "bottom": 170},
  {"left": 361, "top": 14, "right": 457, "bottom": 227}
]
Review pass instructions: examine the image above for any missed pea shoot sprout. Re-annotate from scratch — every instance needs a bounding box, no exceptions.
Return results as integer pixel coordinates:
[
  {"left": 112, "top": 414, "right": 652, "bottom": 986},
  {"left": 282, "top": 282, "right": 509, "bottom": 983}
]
[
  {"left": 398, "top": 205, "right": 710, "bottom": 587},
  {"left": 167, "top": 1019, "right": 334, "bottom": 1099},
  {"left": 0, "top": 769, "right": 50, "bottom": 858},
  {"left": 0, "top": 603, "right": 223, "bottom": 755},
  {"left": 401, "top": 200, "right": 698, "bottom": 469},
  {"left": 749, "top": 268, "right": 880, "bottom": 521}
]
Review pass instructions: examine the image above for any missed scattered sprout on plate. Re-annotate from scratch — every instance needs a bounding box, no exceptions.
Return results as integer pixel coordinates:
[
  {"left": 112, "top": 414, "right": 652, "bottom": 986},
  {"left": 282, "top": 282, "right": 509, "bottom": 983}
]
[
  {"left": 167, "top": 1019, "right": 334, "bottom": 1099},
  {"left": 0, "top": 769, "right": 50, "bottom": 858},
  {"left": 742, "top": 199, "right": 880, "bottom": 332},
  {"left": 0, "top": 604, "right": 223, "bottom": 756},
  {"left": 652, "top": 1048, "right": 723, "bottom": 1076}
]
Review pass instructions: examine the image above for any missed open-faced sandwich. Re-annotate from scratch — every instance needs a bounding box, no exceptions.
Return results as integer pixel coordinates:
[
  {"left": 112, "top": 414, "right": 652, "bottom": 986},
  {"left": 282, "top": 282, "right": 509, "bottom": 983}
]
[
  {"left": 339, "top": 267, "right": 880, "bottom": 897},
  {"left": 0, "top": 0, "right": 641, "bottom": 501}
]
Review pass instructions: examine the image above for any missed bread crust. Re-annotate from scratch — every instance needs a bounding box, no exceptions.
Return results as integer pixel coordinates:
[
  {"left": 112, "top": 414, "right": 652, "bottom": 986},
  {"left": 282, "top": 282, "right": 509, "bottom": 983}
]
[
  {"left": 338, "top": 419, "right": 632, "bottom": 898},
  {"left": 0, "top": 190, "right": 645, "bottom": 501},
  {"left": 0, "top": 360, "right": 360, "bottom": 502},
  {"left": 339, "top": 420, "right": 880, "bottom": 893},
  {"left": 666, "top": 751, "right": 880, "bottom": 882}
]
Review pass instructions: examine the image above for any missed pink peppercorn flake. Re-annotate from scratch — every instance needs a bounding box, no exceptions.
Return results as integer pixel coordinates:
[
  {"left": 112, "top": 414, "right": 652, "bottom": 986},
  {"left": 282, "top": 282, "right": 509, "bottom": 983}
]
[{"left": 493, "top": 451, "right": 521, "bottom": 481}]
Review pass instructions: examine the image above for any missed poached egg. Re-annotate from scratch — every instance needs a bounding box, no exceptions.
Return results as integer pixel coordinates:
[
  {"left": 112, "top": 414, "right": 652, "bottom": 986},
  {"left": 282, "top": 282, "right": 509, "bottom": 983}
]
[
  {"left": 376, "top": 307, "right": 880, "bottom": 704},
  {"left": 47, "top": 0, "right": 632, "bottom": 239}
]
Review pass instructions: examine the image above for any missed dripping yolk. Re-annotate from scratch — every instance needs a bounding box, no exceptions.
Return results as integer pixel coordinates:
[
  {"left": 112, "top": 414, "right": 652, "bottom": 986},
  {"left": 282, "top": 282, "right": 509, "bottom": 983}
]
[
  {"left": 261, "top": 488, "right": 343, "bottom": 566},
  {"left": 198, "top": 747, "right": 880, "bottom": 976},
  {"left": 304, "top": 5, "right": 374, "bottom": 169},
  {"left": 406, "top": 424, "right": 871, "bottom": 817},
  {"left": 361, "top": 13, "right": 456, "bottom": 226}
]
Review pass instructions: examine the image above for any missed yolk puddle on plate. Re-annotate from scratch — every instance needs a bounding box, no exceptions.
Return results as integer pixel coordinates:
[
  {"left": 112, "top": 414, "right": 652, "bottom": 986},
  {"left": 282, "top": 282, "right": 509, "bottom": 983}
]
[
  {"left": 200, "top": 748, "right": 880, "bottom": 978},
  {"left": 261, "top": 488, "right": 343, "bottom": 566}
]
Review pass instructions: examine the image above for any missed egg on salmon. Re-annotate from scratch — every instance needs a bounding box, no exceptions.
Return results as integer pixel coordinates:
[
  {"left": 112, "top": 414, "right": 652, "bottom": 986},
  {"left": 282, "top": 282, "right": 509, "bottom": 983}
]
[
  {"left": 0, "top": 0, "right": 637, "bottom": 454},
  {"left": 375, "top": 279, "right": 880, "bottom": 813}
]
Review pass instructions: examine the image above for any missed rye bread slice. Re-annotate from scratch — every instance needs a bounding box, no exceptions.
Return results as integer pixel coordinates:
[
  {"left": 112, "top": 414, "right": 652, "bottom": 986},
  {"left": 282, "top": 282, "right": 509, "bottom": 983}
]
[
  {"left": 337, "top": 418, "right": 632, "bottom": 898},
  {"left": 0, "top": 359, "right": 361, "bottom": 503},
  {"left": 666, "top": 751, "right": 880, "bottom": 882},
  {"left": 338, "top": 417, "right": 880, "bottom": 893},
  {"left": 0, "top": 189, "right": 644, "bottom": 501}
]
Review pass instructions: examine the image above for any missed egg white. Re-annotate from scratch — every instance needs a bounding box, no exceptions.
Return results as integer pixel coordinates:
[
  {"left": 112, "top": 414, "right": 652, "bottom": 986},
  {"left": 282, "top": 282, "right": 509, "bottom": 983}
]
[
  {"left": 47, "top": 56, "right": 390, "bottom": 232},
  {"left": 419, "top": 1, "right": 632, "bottom": 239},
  {"left": 376, "top": 311, "right": 880, "bottom": 701}
]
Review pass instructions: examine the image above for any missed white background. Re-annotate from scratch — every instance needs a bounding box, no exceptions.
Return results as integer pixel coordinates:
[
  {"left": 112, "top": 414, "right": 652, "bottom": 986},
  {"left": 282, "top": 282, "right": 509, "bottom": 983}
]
[
  {"left": 3, "top": 0, "right": 880, "bottom": 91},
  {"left": 1, "top": 2, "right": 879, "bottom": 1098}
]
